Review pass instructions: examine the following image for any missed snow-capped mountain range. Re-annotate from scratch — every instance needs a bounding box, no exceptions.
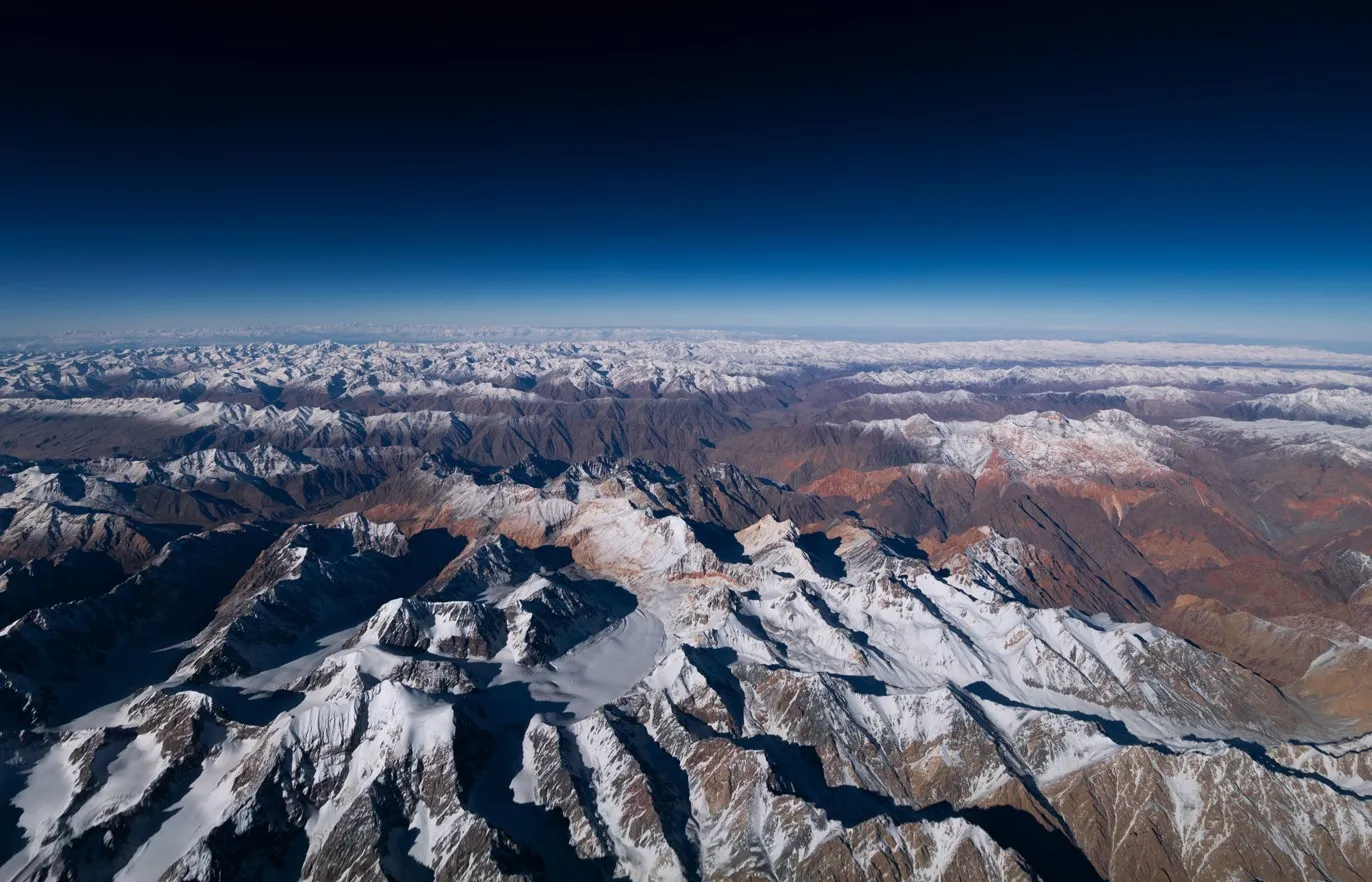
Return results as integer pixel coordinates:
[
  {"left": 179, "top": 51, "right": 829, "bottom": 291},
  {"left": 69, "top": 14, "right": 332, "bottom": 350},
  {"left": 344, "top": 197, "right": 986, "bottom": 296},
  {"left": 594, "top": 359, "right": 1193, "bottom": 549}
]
[{"left": 1, "top": 334, "right": 1371, "bottom": 881}]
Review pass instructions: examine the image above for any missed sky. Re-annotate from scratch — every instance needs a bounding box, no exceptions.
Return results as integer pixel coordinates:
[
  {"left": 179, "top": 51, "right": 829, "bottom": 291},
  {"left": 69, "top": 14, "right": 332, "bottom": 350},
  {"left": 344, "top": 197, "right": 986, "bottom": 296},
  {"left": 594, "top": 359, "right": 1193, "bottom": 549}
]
[{"left": 2, "top": 3, "right": 1370, "bottom": 341}]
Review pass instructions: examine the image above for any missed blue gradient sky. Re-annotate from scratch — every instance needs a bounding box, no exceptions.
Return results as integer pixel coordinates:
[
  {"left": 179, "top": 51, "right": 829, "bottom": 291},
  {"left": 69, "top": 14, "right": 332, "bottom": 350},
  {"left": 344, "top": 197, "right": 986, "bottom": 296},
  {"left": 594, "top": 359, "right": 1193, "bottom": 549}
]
[{"left": 2, "top": 5, "right": 1369, "bottom": 341}]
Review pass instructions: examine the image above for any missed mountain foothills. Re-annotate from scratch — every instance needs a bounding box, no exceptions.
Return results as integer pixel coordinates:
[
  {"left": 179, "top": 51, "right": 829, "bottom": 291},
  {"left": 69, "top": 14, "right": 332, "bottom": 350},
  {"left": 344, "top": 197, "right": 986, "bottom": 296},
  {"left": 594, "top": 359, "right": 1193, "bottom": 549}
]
[{"left": 1, "top": 335, "right": 1372, "bottom": 881}]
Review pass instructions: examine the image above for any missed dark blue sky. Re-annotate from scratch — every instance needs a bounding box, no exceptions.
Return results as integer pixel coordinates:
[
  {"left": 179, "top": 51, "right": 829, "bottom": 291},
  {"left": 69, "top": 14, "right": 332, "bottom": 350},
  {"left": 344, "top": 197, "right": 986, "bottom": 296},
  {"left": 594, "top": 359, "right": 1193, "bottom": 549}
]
[{"left": 3, "top": 3, "right": 1370, "bottom": 340}]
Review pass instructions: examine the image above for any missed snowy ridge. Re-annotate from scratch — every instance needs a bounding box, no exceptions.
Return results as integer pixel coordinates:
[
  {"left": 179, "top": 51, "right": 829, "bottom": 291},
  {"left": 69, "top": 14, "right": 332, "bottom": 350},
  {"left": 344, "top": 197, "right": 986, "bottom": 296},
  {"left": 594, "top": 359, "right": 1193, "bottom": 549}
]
[
  {"left": 846, "top": 409, "right": 1174, "bottom": 479},
  {"left": 1226, "top": 386, "right": 1372, "bottom": 426},
  {"left": 1181, "top": 417, "right": 1372, "bottom": 466},
  {"left": 4, "top": 469, "right": 1364, "bottom": 879}
]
